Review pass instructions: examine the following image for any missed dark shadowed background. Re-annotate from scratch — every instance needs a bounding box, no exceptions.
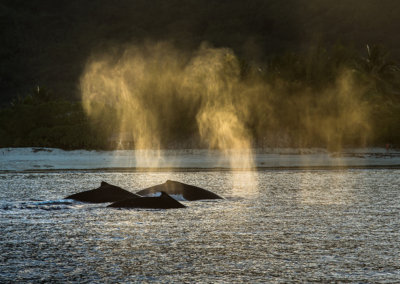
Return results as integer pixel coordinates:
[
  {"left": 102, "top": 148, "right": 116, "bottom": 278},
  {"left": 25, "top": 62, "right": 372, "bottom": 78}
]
[{"left": 1, "top": 0, "right": 400, "bottom": 103}]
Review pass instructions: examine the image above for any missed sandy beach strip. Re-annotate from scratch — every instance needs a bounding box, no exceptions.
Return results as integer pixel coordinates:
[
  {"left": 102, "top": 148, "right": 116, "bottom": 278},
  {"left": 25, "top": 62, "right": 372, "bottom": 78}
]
[{"left": 1, "top": 147, "right": 399, "bottom": 172}]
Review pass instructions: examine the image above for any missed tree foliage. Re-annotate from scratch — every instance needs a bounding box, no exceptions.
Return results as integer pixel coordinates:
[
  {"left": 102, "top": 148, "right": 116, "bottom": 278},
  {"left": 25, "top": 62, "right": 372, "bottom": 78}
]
[
  {"left": 0, "top": 87, "right": 110, "bottom": 149},
  {"left": 1, "top": 44, "right": 399, "bottom": 149}
]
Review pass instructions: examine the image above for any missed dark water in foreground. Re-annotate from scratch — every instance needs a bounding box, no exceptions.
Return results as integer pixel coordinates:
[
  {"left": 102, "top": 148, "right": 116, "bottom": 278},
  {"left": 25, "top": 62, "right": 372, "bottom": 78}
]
[{"left": 0, "top": 170, "right": 399, "bottom": 283}]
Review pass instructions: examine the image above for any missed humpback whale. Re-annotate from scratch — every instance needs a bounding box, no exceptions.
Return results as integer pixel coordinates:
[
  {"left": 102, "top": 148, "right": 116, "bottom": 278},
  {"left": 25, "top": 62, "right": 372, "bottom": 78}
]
[
  {"left": 66, "top": 181, "right": 140, "bottom": 203},
  {"left": 136, "top": 180, "right": 223, "bottom": 201},
  {"left": 108, "top": 192, "right": 186, "bottom": 209}
]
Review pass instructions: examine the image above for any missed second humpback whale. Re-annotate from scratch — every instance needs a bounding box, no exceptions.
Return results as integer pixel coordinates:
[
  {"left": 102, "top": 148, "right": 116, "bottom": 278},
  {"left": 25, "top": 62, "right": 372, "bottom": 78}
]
[
  {"left": 136, "top": 180, "right": 223, "bottom": 201},
  {"left": 108, "top": 192, "right": 186, "bottom": 209},
  {"left": 66, "top": 181, "right": 140, "bottom": 203}
]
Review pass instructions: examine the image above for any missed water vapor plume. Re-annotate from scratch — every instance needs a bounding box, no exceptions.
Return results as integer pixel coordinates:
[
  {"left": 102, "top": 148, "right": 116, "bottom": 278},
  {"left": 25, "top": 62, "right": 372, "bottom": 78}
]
[
  {"left": 81, "top": 42, "right": 184, "bottom": 152},
  {"left": 185, "top": 46, "right": 256, "bottom": 169},
  {"left": 294, "top": 70, "right": 371, "bottom": 151},
  {"left": 80, "top": 40, "right": 373, "bottom": 180},
  {"left": 80, "top": 42, "right": 259, "bottom": 173},
  {"left": 185, "top": 45, "right": 260, "bottom": 193}
]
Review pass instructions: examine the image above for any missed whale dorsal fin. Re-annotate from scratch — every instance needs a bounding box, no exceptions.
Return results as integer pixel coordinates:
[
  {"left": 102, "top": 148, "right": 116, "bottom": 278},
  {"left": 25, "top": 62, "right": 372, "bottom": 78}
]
[{"left": 101, "top": 181, "right": 109, "bottom": 186}]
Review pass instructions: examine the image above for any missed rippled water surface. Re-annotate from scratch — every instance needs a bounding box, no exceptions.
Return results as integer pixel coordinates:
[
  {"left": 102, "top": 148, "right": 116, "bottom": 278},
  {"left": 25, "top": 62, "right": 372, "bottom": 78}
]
[{"left": 1, "top": 169, "right": 399, "bottom": 283}]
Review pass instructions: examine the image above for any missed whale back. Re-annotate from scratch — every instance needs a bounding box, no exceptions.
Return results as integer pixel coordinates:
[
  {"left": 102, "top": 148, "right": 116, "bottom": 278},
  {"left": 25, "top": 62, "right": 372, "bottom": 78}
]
[
  {"left": 136, "top": 180, "right": 223, "bottom": 201},
  {"left": 66, "top": 181, "right": 140, "bottom": 203},
  {"left": 108, "top": 192, "right": 186, "bottom": 209}
]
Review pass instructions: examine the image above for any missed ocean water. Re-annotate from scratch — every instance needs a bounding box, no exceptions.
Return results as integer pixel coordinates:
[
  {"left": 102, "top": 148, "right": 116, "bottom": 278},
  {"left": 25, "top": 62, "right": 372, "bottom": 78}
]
[{"left": 0, "top": 169, "right": 399, "bottom": 283}]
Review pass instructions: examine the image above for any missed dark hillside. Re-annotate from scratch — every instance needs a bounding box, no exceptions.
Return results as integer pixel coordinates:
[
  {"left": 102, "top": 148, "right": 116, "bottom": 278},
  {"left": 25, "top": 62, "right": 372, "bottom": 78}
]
[{"left": 1, "top": 0, "right": 400, "bottom": 103}]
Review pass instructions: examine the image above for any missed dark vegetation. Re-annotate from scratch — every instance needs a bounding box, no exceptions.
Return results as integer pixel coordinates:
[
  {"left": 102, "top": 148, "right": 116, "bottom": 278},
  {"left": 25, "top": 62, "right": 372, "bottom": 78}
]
[
  {"left": 1, "top": 0, "right": 400, "bottom": 149},
  {"left": 0, "top": 87, "right": 107, "bottom": 149}
]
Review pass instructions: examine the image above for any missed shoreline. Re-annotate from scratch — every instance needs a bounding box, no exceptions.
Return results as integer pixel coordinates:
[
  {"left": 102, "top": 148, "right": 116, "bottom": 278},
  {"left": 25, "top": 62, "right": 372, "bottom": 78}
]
[
  {"left": 1, "top": 147, "right": 400, "bottom": 172},
  {"left": 2, "top": 165, "right": 400, "bottom": 174}
]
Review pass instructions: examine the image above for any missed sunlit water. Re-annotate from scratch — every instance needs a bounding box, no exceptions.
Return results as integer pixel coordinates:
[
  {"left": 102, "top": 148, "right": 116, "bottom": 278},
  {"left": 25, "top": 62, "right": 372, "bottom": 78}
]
[{"left": 1, "top": 169, "right": 399, "bottom": 283}]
